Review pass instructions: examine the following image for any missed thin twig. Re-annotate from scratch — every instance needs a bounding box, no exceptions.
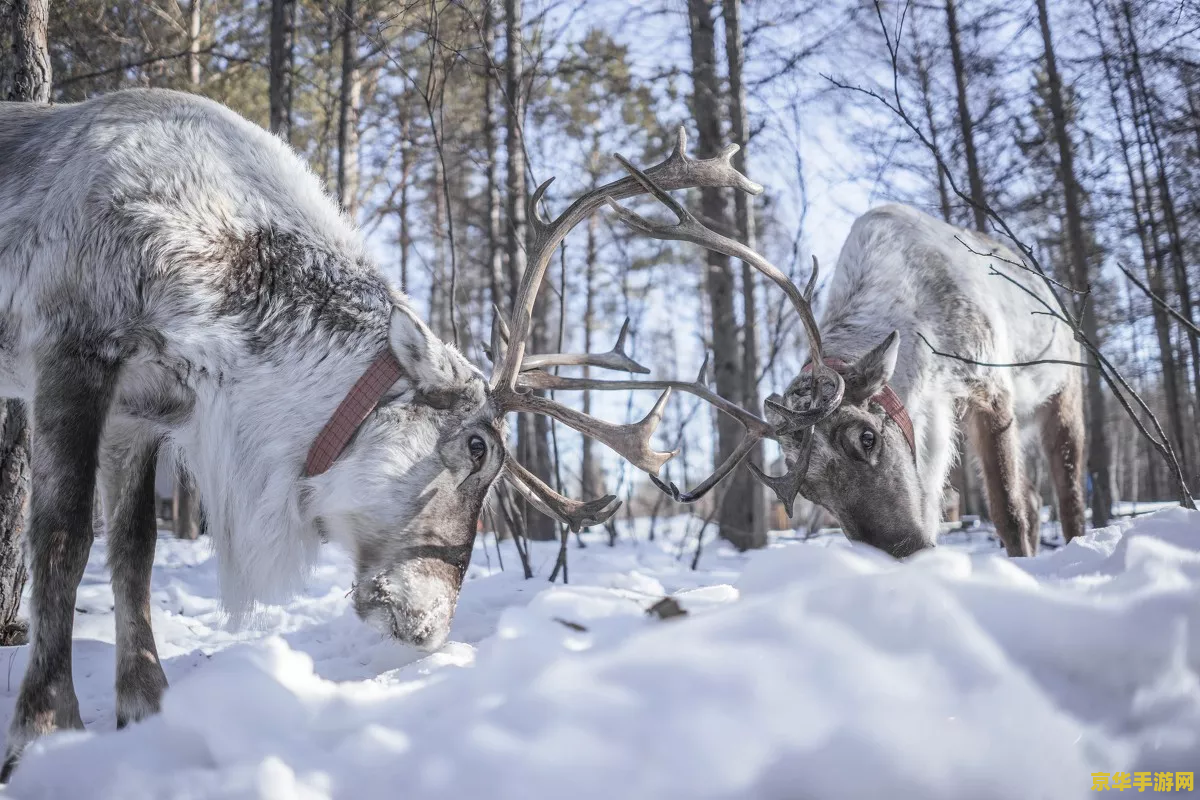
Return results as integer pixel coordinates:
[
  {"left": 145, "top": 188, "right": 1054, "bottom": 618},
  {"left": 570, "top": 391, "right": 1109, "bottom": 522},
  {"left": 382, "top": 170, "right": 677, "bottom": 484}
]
[
  {"left": 1117, "top": 261, "right": 1200, "bottom": 337},
  {"left": 955, "top": 236, "right": 1083, "bottom": 294},
  {"left": 53, "top": 44, "right": 217, "bottom": 87},
  {"left": 916, "top": 332, "right": 1092, "bottom": 370}
]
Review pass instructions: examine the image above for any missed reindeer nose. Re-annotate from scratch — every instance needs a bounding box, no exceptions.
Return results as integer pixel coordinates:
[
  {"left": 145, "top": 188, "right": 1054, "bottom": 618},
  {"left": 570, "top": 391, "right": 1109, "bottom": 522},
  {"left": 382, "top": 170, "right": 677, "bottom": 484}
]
[{"left": 889, "top": 538, "right": 933, "bottom": 559}]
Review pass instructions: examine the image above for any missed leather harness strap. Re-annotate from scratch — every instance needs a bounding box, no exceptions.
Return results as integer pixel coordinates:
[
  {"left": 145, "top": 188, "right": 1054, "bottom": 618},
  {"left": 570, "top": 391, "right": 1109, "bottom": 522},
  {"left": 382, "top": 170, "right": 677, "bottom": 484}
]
[
  {"left": 801, "top": 358, "right": 916, "bottom": 457},
  {"left": 304, "top": 350, "right": 405, "bottom": 477}
]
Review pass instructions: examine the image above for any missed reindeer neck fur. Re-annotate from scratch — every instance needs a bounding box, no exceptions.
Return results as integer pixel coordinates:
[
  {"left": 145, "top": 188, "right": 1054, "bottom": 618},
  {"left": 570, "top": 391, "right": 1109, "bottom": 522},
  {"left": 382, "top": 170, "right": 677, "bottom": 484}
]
[
  {"left": 169, "top": 237, "right": 402, "bottom": 620},
  {"left": 0, "top": 89, "right": 449, "bottom": 619},
  {"left": 814, "top": 204, "right": 1077, "bottom": 532}
]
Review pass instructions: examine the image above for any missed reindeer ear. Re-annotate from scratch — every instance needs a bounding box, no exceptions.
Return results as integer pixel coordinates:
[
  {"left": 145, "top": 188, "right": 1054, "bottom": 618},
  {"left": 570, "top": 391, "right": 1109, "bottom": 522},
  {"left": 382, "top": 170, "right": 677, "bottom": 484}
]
[
  {"left": 389, "top": 306, "right": 483, "bottom": 401},
  {"left": 844, "top": 331, "right": 899, "bottom": 405},
  {"left": 389, "top": 305, "right": 438, "bottom": 373}
]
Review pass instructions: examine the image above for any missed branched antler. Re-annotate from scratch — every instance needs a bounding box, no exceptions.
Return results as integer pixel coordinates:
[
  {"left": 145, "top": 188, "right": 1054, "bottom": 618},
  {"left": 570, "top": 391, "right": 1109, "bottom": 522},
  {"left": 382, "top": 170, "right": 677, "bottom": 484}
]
[
  {"left": 503, "top": 387, "right": 676, "bottom": 474},
  {"left": 488, "top": 128, "right": 838, "bottom": 525},
  {"left": 597, "top": 156, "right": 843, "bottom": 506}
]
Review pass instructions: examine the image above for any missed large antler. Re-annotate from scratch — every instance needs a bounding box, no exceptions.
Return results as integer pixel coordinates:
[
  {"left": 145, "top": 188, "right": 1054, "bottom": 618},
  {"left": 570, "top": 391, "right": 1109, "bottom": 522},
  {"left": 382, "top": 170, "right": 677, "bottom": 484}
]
[
  {"left": 490, "top": 128, "right": 839, "bottom": 526},
  {"left": 599, "top": 157, "right": 844, "bottom": 508}
]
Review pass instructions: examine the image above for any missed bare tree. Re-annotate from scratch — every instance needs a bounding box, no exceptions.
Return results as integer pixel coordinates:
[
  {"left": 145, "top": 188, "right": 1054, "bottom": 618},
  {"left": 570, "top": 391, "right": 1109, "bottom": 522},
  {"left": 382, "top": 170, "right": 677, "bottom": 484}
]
[
  {"left": 943, "top": 0, "right": 986, "bottom": 231},
  {"left": 722, "top": 0, "right": 767, "bottom": 546},
  {"left": 1035, "top": 0, "right": 1112, "bottom": 526},
  {"left": 187, "top": 0, "right": 202, "bottom": 87},
  {"left": 397, "top": 102, "right": 413, "bottom": 295},
  {"left": 1091, "top": 0, "right": 1190, "bottom": 481},
  {"left": 482, "top": 0, "right": 505, "bottom": 317},
  {"left": 580, "top": 146, "right": 603, "bottom": 500},
  {"left": 909, "top": 9, "right": 953, "bottom": 224},
  {"left": 686, "top": 0, "right": 762, "bottom": 550},
  {"left": 0, "top": 0, "right": 51, "bottom": 644},
  {"left": 1116, "top": 0, "right": 1200, "bottom": 431},
  {"left": 269, "top": 0, "right": 296, "bottom": 140},
  {"left": 505, "top": 0, "right": 554, "bottom": 540},
  {"left": 336, "top": 0, "right": 361, "bottom": 218}
]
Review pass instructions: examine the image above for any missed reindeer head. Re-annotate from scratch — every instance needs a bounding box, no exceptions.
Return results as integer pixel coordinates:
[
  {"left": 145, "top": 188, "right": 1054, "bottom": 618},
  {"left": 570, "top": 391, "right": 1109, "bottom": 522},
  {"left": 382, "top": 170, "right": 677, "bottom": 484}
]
[
  {"left": 768, "top": 331, "right": 928, "bottom": 558},
  {"left": 301, "top": 307, "right": 505, "bottom": 650}
]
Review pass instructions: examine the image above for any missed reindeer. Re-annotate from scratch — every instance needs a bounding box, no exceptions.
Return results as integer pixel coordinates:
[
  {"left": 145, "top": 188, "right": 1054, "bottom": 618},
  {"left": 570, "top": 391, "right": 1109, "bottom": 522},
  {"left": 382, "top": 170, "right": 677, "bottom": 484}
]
[
  {"left": 0, "top": 88, "right": 832, "bottom": 777},
  {"left": 750, "top": 205, "right": 1086, "bottom": 559}
]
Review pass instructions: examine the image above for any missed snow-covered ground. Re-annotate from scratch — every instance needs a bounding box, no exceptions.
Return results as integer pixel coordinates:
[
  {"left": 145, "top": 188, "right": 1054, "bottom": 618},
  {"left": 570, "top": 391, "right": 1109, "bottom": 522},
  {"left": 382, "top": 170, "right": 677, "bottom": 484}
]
[{"left": 1, "top": 508, "right": 1198, "bottom": 799}]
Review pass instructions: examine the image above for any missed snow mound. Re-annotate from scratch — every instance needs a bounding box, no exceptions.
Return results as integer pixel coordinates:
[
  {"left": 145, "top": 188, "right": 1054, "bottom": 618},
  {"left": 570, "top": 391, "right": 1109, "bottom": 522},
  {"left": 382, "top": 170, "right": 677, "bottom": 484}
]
[{"left": 4, "top": 509, "right": 1200, "bottom": 799}]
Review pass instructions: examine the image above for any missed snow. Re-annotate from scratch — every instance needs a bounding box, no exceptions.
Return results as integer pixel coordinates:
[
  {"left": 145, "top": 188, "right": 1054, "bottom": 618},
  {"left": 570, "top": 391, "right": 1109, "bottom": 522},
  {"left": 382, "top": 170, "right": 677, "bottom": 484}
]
[{"left": 2, "top": 509, "right": 1199, "bottom": 799}]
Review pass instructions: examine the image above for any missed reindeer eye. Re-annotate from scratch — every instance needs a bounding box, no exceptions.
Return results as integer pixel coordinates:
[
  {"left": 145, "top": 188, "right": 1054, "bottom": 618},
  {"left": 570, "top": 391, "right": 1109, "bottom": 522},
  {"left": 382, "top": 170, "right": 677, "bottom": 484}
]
[
  {"left": 860, "top": 430, "right": 876, "bottom": 451},
  {"left": 468, "top": 434, "right": 487, "bottom": 465}
]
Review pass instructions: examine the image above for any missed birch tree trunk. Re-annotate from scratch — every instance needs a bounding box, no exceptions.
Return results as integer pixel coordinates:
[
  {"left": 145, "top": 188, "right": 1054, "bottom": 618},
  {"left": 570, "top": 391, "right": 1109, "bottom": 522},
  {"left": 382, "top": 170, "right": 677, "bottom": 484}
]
[
  {"left": 721, "top": 0, "right": 766, "bottom": 546},
  {"left": 397, "top": 108, "right": 412, "bottom": 295},
  {"left": 1036, "top": 0, "right": 1112, "bottom": 527},
  {"left": 687, "top": 0, "right": 760, "bottom": 550},
  {"left": 269, "top": 0, "right": 296, "bottom": 140},
  {"left": 505, "top": 0, "right": 554, "bottom": 541},
  {"left": 580, "top": 151, "right": 602, "bottom": 500},
  {"left": 944, "top": 0, "right": 986, "bottom": 232},
  {"left": 482, "top": 0, "right": 505, "bottom": 318},
  {"left": 187, "top": 0, "right": 202, "bottom": 87},
  {"left": 336, "top": 0, "right": 360, "bottom": 219}
]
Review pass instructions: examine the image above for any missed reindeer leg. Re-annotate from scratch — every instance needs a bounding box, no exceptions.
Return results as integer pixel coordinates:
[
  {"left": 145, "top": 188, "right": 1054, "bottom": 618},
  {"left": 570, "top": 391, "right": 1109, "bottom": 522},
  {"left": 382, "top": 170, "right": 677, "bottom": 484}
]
[
  {"left": 2, "top": 349, "right": 118, "bottom": 781},
  {"left": 921, "top": 397, "right": 958, "bottom": 540},
  {"left": 1038, "top": 383, "right": 1086, "bottom": 543},
  {"left": 99, "top": 428, "right": 168, "bottom": 729},
  {"left": 1023, "top": 476, "right": 1042, "bottom": 555},
  {"left": 966, "top": 392, "right": 1033, "bottom": 558}
]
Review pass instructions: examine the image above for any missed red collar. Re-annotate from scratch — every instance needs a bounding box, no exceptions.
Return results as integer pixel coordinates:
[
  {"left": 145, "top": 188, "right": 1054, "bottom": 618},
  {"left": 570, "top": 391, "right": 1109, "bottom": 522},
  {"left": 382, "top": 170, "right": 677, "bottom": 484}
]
[
  {"left": 304, "top": 350, "right": 404, "bottom": 476},
  {"left": 801, "top": 358, "right": 916, "bottom": 456}
]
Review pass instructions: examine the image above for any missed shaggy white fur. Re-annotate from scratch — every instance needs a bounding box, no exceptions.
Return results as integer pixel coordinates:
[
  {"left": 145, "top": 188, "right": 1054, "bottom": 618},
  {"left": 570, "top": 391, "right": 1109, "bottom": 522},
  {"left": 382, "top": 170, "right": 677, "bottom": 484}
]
[{"left": 0, "top": 89, "right": 491, "bottom": 619}]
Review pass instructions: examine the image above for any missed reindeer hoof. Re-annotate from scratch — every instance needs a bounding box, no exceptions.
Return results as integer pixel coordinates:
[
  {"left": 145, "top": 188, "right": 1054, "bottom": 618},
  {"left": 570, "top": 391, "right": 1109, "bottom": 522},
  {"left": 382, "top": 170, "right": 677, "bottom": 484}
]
[{"left": 0, "top": 752, "right": 18, "bottom": 784}]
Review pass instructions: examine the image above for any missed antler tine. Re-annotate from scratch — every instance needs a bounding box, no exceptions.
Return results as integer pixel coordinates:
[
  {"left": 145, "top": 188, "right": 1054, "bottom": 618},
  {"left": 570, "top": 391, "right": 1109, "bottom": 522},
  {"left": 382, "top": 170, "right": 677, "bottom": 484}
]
[
  {"left": 606, "top": 154, "right": 845, "bottom": 423},
  {"left": 528, "top": 177, "right": 556, "bottom": 233},
  {"left": 503, "top": 461, "right": 622, "bottom": 532},
  {"left": 485, "top": 310, "right": 508, "bottom": 365},
  {"left": 804, "top": 255, "right": 820, "bottom": 303},
  {"left": 747, "top": 434, "right": 813, "bottom": 519},
  {"left": 490, "top": 127, "right": 763, "bottom": 395},
  {"left": 650, "top": 430, "right": 763, "bottom": 504},
  {"left": 519, "top": 318, "right": 651, "bottom": 374},
  {"left": 517, "top": 363, "right": 777, "bottom": 503},
  {"left": 503, "top": 387, "right": 677, "bottom": 474}
]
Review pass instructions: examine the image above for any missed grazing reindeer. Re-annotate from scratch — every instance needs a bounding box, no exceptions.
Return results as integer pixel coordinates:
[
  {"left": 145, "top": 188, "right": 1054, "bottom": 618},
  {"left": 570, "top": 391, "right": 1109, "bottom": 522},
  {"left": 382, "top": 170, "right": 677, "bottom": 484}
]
[
  {"left": 643, "top": 205, "right": 1087, "bottom": 558},
  {"left": 0, "top": 89, "right": 825, "bottom": 776},
  {"left": 759, "top": 205, "right": 1087, "bottom": 558}
]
